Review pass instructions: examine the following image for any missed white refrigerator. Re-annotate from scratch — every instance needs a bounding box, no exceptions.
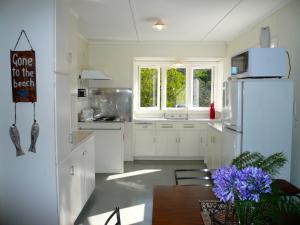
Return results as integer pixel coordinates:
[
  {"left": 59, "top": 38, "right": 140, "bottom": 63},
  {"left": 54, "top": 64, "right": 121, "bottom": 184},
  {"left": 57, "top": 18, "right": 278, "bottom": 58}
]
[{"left": 222, "top": 78, "right": 294, "bottom": 180}]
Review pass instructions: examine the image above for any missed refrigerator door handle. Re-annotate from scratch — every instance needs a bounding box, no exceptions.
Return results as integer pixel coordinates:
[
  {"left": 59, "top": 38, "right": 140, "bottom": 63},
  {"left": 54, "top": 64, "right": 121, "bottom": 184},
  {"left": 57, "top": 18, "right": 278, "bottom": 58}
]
[
  {"left": 225, "top": 126, "right": 242, "bottom": 133},
  {"left": 223, "top": 121, "right": 235, "bottom": 127}
]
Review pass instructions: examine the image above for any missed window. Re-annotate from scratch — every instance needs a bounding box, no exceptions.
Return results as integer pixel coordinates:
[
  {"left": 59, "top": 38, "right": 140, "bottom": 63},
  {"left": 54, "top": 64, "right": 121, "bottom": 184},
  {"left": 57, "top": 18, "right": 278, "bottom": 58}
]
[
  {"left": 139, "top": 67, "right": 160, "bottom": 109},
  {"left": 134, "top": 59, "right": 222, "bottom": 112},
  {"left": 166, "top": 68, "right": 186, "bottom": 108},
  {"left": 192, "top": 68, "right": 212, "bottom": 107}
]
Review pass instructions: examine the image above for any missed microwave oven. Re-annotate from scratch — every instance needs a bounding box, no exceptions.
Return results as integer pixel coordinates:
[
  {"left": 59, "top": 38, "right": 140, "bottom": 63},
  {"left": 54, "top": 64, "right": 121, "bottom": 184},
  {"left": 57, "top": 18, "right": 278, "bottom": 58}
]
[{"left": 231, "top": 48, "right": 286, "bottom": 78}]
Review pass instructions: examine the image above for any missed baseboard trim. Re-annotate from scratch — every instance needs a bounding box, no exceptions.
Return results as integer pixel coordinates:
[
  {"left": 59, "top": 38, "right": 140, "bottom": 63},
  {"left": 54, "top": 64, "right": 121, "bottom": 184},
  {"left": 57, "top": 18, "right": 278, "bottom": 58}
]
[{"left": 133, "top": 156, "right": 204, "bottom": 160}]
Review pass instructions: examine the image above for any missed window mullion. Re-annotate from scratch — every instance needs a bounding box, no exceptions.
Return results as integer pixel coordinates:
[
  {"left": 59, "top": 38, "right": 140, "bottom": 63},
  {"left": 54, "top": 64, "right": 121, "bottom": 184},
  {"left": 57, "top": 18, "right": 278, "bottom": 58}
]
[
  {"left": 186, "top": 65, "right": 192, "bottom": 109},
  {"left": 161, "top": 65, "right": 167, "bottom": 110}
]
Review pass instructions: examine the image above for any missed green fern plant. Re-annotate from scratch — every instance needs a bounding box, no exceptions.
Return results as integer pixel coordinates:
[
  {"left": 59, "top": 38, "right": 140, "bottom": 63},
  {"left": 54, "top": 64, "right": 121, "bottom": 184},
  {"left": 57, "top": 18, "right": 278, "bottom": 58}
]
[
  {"left": 231, "top": 151, "right": 287, "bottom": 177},
  {"left": 230, "top": 151, "right": 300, "bottom": 224}
]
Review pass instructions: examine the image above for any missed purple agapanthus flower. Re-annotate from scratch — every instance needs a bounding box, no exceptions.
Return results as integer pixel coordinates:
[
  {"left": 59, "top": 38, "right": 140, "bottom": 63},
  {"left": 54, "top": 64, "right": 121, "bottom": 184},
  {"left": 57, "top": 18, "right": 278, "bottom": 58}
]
[
  {"left": 212, "top": 166, "right": 272, "bottom": 203},
  {"left": 212, "top": 165, "right": 241, "bottom": 203},
  {"left": 237, "top": 167, "right": 272, "bottom": 202}
]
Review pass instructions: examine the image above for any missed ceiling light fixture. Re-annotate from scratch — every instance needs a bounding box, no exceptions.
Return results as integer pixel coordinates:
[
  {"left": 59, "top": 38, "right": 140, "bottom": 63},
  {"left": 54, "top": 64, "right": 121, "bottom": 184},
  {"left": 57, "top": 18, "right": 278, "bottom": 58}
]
[
  {"left": 152, "top": 20, "right": 166, "bottom": 31},
  {"left": 173, "top": 59, "right": 184, "bottom": 68}
]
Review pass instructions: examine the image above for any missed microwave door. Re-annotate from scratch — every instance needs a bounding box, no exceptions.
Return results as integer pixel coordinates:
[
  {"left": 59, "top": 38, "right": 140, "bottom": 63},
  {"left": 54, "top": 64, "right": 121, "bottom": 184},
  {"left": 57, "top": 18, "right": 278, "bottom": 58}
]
[{"left": 223, "top": 79, "right": 243, "bottom": 132}]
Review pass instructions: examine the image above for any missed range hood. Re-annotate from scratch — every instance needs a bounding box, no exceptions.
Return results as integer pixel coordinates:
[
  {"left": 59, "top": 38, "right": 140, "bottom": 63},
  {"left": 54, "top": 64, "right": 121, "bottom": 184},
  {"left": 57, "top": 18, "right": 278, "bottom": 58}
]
[{"left": 79, "top": 70, "right": 112, "bottom": 80}]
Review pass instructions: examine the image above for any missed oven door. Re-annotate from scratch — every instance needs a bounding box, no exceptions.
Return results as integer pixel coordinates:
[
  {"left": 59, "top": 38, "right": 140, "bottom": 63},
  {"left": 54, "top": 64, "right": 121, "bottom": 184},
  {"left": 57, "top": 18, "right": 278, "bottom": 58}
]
[{"left": 223, "top": 79, "right": 243, "bottom": 132}]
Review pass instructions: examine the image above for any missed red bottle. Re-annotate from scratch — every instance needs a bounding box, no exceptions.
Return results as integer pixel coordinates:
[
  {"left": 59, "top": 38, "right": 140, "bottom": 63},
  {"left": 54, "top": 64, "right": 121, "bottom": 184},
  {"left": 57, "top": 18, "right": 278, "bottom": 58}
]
[{"left": 210, "top": 102, "right": 215, "bottom": 119}]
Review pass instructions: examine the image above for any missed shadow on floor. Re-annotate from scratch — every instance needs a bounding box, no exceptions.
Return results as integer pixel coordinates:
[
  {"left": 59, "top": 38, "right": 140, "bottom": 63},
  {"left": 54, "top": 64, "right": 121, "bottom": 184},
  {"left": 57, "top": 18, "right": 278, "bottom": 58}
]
[{"left": 75, "top": 160, "right": 205, "bottom": 225}]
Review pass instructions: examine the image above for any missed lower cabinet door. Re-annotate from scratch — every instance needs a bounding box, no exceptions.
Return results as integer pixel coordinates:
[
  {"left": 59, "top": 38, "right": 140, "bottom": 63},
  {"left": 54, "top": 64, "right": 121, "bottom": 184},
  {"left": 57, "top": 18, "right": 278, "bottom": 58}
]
[
  {"left": 59, "top": 149, "right": 85, "bottom": 225},
  {"left": 214, "top": 131, "right": 223, "bottom": 169},
  {"left": 179, "top": 130, "right": 201, "bottom": 156},
  {"left": 58, "top": 158, "right": 73, "bottom": 225},
  {"left": 207, "top": 127, "right": 214, "bottom": 169},
  {"left": 156, "top": 129, "right": 179, "bottom": 156},
  {"left": 135, "top": 129, "right": 156, "bottom": 156},
  {"left": 70, "top": 149, "right": 86, "bottom": 221},
  {"left": 84, "top": 136, "right": 95, "bottom": 201}
]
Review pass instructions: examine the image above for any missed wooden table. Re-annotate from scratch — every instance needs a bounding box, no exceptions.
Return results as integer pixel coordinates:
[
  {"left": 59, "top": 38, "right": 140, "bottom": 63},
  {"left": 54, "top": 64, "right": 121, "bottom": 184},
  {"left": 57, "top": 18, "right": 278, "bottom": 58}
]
[{"left": 152, "top": 185, "right": 216, "bottom": 225}]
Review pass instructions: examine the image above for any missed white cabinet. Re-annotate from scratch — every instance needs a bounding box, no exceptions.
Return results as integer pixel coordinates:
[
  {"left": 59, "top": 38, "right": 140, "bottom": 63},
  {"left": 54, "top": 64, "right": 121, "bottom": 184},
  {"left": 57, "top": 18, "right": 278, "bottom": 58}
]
[
  {"left": 134, "top": 123, "right": 156, "bottom": 157},
  {"left": 124, "top": 122, "right": 133, "bottom": 161},
  {"left": 56, "top": 74, "right": 72, "bottom": 163},
  {"left": 93, "top": 129, "right": 124, "bottom": 173},
  {"left": 133, "top": 121, "right": 208, "bottom": 159},
  {"left": 207, "top": 126, "right": 223, "bottom": 169},
  {"left": 58, "top": 135, "right": 95, "bottom": 225},
  {"left": 179, "top": 123, "right": 205, "bottom": 157},
  {"left": 156, "top": 123, "right": 179, "bottom": 156},
  {"left": 59, "top": 149, "right": 84, "bottom": 225},
  {"left": 78, "top": 122, "right": 125, "bottom": 173},
  {"left": 58, "top": 155, "right": 75, "bottom": 225},
  {"left": 83, "top": 135, "right": 95, "bottom": 202}
]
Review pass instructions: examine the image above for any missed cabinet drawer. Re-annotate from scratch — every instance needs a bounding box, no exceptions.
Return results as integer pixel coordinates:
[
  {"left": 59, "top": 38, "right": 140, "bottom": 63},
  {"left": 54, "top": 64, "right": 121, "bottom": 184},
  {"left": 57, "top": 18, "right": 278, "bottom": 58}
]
[
  {"left": 157, "top": 122, "right": 180, "bottom": 129},
  {"left": 181, "top": 123, "right": 197, "bottom": 129},
  {"left": 135, "top": 123, "right": 155, "bottom": 130},
  {"left": 180, "top": 122, "right": 208, "bottom": 130}
]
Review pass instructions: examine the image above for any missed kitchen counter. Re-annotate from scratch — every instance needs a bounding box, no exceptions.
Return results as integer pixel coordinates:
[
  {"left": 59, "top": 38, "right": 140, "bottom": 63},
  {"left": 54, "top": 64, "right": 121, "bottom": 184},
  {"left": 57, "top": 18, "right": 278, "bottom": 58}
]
[
  {"left": 208, "top": 121, "right": 223, "bottom": 132},
  {"left": 72, "top": 130, "right": 94, "bottom": 149},
  {"left": 133, "top": 118, "right": 222, "bottom": 123}
]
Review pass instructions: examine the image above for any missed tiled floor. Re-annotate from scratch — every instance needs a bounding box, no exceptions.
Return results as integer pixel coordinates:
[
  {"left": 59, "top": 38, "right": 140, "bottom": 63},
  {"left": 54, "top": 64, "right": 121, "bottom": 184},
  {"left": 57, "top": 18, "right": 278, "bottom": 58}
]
[{"left": 75, "top": 160, "right": 206, "bottom": 225}]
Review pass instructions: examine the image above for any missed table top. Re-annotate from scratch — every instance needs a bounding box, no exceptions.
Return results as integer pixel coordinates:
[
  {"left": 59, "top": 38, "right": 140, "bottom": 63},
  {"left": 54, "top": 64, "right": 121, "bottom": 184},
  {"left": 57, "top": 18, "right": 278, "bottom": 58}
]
[{"left": 152, "top": 185, "right": 216, "bottom": 225}]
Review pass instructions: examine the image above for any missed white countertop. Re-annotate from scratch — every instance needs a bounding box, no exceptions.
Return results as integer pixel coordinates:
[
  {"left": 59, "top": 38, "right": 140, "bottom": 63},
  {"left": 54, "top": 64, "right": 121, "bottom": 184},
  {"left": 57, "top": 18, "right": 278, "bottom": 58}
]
[
  {"left": 208, "top": 122, "right": 223, "bottom": 132},
  {"left": 133, "top": 117, "right": 222, "bottom": 123},
  {"left": 72, "top": 130, "right": 94, "bottom": 149}
]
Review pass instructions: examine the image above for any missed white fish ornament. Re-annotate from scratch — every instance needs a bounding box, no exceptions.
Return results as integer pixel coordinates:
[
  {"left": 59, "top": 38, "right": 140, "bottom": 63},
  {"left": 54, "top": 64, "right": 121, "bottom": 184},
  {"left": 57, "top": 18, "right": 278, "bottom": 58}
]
[
  {"left": 9, "top": 124, "right": 25, "bottom": 156},
  {"left": 28, "top": 120, "right": 39, "bottom": 153}
]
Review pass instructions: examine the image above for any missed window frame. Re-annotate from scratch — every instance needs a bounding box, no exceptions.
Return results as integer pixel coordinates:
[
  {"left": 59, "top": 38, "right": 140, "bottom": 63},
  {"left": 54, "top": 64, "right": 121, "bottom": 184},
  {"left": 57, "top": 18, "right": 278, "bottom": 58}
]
[
  {"left": 137, "top": 65, "right": 161, "bottom": 111},
  {"left": 163, "top": 65, "right": 188, "bottom": 110},
  {"left": 190, "top": 65, "right": 215, "bottom": 110},
  {"left": 133, "top": 59, "right": 222, "bottom": 114}
]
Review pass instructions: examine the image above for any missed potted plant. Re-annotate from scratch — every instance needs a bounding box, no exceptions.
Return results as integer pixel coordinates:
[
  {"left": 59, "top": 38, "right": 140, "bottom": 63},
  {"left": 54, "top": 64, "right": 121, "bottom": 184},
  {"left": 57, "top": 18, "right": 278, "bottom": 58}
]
[{"left": 211, "top": 152, "right": 300, "bottom": 225}]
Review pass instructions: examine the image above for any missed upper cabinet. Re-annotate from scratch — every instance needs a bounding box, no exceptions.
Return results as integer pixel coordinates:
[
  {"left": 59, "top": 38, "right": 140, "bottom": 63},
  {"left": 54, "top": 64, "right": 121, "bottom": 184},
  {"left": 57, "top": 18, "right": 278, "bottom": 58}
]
[{"left": 55, "top": 0, "right": 72, "bottom": 74}]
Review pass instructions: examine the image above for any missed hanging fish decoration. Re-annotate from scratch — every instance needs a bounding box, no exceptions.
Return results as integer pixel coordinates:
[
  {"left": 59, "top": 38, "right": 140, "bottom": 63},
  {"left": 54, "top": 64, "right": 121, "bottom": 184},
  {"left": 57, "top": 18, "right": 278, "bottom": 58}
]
[
  {"left": 9, "top": 124, "right": 25, "bottom": 157},
  {"left": 28, "top": 120, "right": 39, "bottom": 153}
]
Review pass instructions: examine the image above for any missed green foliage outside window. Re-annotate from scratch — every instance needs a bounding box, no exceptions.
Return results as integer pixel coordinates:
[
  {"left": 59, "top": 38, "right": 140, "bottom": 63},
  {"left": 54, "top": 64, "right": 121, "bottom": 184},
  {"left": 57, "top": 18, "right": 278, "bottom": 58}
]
[
  {"left": 166, "top": 68, "right": 186, "bottom": 108},
  {"left": 193, "top": 69, "right": 211, "bottom": 107},
  {"left": 139, "top": 67, "right": 212, "bottom": 108},
  {"left": 140, "top": 68, "right": 158, "bottom": 107}
]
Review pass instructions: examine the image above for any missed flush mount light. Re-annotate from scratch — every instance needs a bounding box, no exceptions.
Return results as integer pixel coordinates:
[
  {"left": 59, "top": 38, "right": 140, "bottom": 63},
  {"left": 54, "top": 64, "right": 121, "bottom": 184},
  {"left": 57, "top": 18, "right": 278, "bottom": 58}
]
[
  {"left": 152, "top": 20, "right": 166, "bottom": 31},
  {"left": 173, "top": 59, "right": 185, "bottom": 68}
]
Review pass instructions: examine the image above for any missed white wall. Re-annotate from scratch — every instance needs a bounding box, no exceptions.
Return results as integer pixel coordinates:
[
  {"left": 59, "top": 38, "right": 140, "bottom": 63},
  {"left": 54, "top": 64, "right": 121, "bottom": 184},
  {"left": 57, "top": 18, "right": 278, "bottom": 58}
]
[
  {"left": 0, "top": 1, "right": 58, "bottom": 225},
  {"left": 88, "top": 41, "right": 226, "bottom": 88},
  {"left": 226, "top": 0, "right": 300, "bottom": 186}
]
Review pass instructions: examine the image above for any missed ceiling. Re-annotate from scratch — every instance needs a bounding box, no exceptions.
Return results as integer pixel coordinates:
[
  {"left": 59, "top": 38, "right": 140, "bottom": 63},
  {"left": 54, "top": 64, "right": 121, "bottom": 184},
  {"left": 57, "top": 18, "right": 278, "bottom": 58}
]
[{"left": 71, "top": 0, "right": 289, "bottom": 42}]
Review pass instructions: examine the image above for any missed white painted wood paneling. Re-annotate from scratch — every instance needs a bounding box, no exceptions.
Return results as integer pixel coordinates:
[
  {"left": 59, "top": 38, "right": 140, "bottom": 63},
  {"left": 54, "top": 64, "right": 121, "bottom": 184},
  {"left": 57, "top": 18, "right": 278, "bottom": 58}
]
[
  {"left": 71, "top": 0, "right": 289, "bottom": 41},
  {"left": 0, "top": 1, "right": 58, "bottom": 224}
]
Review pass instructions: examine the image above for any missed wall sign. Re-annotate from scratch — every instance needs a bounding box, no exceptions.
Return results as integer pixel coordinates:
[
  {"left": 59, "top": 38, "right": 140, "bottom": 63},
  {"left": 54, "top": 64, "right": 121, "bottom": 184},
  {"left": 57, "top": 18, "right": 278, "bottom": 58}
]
[
  {"left": 10, "top": 50, "right": 36, "bottom": 102},
  {"left": 9, "top": 30, "right": 40, "bottom": 157}
]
